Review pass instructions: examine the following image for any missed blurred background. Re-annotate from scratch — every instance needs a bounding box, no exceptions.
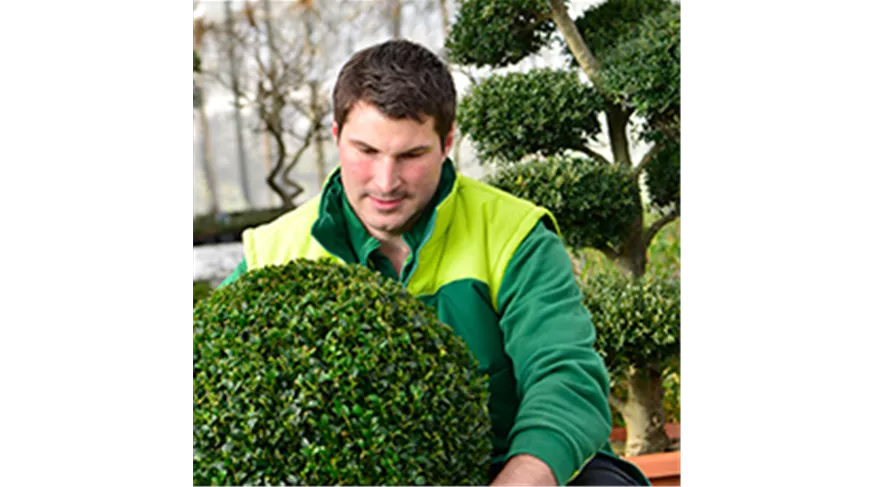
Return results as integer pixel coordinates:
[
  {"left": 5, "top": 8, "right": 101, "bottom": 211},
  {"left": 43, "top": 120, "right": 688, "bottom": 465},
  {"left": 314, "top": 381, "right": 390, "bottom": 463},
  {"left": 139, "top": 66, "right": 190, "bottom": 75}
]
[{"left": 192, "top": 0, "right": 655, "bottom": 218}]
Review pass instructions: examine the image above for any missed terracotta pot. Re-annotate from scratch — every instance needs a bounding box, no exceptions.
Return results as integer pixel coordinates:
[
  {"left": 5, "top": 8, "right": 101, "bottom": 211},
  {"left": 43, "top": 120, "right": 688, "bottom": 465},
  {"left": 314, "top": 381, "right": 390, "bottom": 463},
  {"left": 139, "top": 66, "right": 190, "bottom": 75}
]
[
  {"left": 625, "top": 450, "right": 680, "bottom": 486},
  {"left": 610, "top": 423, "right": 680, "bottom": 486}
]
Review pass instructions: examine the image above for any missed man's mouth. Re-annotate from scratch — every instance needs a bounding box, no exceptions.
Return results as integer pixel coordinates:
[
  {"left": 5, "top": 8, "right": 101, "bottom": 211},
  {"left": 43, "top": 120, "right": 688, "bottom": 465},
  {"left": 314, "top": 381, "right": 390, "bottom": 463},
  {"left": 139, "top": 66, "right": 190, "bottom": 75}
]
[{"left": 369, "top": 195, "right": 404, "bottom": 210}]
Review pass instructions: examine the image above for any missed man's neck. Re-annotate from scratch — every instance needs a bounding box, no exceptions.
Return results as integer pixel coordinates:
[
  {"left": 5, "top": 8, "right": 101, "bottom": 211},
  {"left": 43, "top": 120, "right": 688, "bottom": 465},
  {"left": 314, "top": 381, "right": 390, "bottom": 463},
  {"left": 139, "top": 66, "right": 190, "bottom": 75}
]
[{"left": 375, "top": 236, "right": 410, "bottom": 277}]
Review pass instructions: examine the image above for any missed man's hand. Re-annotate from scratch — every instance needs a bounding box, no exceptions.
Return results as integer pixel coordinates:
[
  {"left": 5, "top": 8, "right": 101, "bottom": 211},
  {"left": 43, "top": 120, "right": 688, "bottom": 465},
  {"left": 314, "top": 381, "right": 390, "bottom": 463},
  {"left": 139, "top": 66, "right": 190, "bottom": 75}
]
[{"left": 490, "top": 454, "right": 558, "bottom": 486}]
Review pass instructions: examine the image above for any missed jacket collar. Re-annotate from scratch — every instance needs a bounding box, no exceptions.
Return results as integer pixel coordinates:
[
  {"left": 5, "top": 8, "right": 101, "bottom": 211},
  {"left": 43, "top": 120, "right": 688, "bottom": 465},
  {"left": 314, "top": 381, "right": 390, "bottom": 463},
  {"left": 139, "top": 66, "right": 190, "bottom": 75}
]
[{"left": 311, "top": 158, "right": 458, "bottom": 265}]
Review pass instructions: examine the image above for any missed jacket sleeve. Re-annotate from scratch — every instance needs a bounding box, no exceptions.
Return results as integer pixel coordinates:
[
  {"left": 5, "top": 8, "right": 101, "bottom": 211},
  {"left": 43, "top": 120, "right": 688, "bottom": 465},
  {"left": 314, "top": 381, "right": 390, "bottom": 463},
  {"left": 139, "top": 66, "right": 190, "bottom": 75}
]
[
  {"left": 217, "top": 258, "right": 248, "bottom": 288},
  {"left": 496, "top": 221, "right": 612, "bottom": 485}
]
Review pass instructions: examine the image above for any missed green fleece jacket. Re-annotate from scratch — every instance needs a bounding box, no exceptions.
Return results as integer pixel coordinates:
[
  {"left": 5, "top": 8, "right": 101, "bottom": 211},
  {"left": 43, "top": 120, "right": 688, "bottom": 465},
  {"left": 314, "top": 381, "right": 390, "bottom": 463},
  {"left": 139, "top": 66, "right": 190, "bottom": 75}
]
[{"left": 218, "top": 159, "right": 647, "bottom": 485}]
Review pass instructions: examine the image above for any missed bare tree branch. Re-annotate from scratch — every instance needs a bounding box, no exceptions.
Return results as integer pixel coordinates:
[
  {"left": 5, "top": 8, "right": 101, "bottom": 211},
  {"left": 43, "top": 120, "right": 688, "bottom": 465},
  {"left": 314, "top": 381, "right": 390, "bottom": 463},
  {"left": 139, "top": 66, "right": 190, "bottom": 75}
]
[
  {"left": 643, "top": 207, "right": 679, "bottom": 249},
  {"left": 200, "top": 69, "right": 257, "bottom": 107},
  {"left": 548, "top": 0, "right": 601, "bottom": 87},
  {"left": 633, "top": 143, "right": 664, "bottom": 181},
  {"left": 571, "top": 142, "right": 611, "bottom": 165},
  {"left": 280, "top": 124, "right": 316, "bottom": 195},
  {"left": 454, "top": 65, "right": 481, "bottom": 88},
  {"left": 286, "top": 128, "right": 309, "bottom": 143},
  {"left": 608, "top": 394, "right": 626, "bottom": 416}
]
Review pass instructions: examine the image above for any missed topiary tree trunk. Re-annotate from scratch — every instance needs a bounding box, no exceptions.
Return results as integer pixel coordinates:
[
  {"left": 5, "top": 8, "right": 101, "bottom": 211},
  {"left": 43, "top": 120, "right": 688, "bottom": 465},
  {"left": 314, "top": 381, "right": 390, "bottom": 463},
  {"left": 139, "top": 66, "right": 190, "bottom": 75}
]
[{"left": 609, "top": 364, "right": 671, "bottom": 456}]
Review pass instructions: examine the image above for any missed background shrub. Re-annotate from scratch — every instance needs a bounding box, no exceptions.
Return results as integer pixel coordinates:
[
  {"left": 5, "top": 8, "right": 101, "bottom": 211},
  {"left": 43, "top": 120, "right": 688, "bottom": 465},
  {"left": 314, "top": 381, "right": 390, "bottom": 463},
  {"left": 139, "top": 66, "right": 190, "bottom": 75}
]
[{"left": 486, "top": 155, "right": 640, "bottom": 253}]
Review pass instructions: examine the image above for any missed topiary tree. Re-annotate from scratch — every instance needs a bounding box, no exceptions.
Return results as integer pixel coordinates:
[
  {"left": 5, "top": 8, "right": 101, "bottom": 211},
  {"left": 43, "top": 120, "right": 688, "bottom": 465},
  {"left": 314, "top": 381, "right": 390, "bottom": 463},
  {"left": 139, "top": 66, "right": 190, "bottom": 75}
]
[
  {"left": 580, "top": 270, "right": 679, "bottom": 456},
  {"left": 447, "top": 0, "right": 680, "bottom": 455},
  {"left": 193, "top": 260, "right": 492, "bottom": 486},
  {"left": 448, "top": 0, "right": 680, "bottom": 278}
]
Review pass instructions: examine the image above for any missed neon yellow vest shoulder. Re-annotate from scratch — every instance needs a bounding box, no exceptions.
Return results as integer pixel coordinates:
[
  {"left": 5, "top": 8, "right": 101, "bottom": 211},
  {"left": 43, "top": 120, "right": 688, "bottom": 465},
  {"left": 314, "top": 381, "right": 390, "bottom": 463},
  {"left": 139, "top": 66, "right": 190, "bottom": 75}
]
[
  {"left": 241, "top": 175, "right": 559, "bottom": 311},
  {"left": 241, "top": 197, "right": 337, "bottom": 267}
]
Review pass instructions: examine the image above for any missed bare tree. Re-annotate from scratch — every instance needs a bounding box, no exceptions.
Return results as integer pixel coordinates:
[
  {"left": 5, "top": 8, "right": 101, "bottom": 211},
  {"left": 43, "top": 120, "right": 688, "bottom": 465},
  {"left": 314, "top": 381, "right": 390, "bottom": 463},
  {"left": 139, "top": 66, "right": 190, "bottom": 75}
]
[
  {"left": 201, "top": 0, "right": 409, "bottom": 208},
  {"left": 224, "top": 0, "right": 253, "bottom": 208},
  {"left": 301, "top": 2, "right": 332, "bottom": 187},
  {"left": 388, "top": 0, "right": 403, "bottom": 38},
  {"left": 194, "top": 7, "right": 220, "bottom": 215}
]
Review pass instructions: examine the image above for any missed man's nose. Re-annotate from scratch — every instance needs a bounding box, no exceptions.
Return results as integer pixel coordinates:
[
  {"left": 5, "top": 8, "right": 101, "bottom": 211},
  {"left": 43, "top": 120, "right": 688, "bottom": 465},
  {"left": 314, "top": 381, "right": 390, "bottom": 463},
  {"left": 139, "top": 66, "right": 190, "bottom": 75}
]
[{"left": 373, "top": 157, "right": 400, "bottom": 194}]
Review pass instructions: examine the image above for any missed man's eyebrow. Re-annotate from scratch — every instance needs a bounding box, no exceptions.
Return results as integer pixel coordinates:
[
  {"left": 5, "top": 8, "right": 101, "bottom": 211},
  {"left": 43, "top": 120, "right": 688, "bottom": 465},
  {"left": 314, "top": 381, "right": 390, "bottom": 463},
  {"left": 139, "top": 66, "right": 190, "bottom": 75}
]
[{"left": 348, "top": 139, "right": 434, "bottom": 156}]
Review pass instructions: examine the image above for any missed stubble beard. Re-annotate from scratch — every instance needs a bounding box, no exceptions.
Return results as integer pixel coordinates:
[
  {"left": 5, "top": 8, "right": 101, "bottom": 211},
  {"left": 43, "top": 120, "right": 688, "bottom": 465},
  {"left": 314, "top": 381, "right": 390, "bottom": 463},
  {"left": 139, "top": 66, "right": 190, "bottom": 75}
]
[{"left": 364, "top": 197, "right": 426, "bottom": 238}]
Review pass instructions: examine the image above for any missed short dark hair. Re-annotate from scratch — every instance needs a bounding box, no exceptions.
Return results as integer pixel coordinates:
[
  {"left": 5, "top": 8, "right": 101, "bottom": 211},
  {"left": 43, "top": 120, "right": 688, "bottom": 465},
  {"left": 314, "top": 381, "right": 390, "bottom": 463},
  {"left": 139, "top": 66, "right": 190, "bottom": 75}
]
[{"left": 332, "top": 39, "right": 457, "bottom": 150}]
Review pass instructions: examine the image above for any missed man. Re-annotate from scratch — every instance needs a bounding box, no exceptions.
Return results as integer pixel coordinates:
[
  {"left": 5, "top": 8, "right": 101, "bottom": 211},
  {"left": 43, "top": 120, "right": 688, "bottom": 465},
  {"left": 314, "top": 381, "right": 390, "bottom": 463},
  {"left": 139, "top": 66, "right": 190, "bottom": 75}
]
[{"left": 219, "top": 39, "right": 648, "bottom": 486}]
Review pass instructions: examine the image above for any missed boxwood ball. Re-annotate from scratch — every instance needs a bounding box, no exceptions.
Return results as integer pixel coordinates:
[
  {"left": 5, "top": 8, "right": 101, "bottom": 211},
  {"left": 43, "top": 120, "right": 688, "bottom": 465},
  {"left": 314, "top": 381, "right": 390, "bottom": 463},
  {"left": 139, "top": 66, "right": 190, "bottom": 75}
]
[{"left": 193, "top": 259, "right": 492, "bottom": 485}]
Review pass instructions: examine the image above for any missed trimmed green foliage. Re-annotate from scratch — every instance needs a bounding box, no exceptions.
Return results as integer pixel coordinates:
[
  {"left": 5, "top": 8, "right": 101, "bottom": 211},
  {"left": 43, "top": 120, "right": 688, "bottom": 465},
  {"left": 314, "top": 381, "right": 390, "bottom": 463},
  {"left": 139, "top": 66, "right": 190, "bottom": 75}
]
[
  {"left": 486, "top": 155, "right": 640, "bottom": 253},
  {"left": 599, "top": 2, "right": 680, "bottom": 141},
  {"left": 581, "top": 271, "right": 679, "bottom": 380},
  {"left": 645, "top": 139, "right": 680, "bottom": 210},
  {"left": 446, "top": 0, "right": 553, "bottom": 68},
  {"left": 193, "top": 280, "right": 213, "bottom": 307},
  {"left": 193, "top": 260, "right": 492, "bottom": 486},
  {"left": 458, "top": 69, "right": 603, "bottom": 163},
  {"left": 568, "top": 0, "right": 673, "bottom": 63}
]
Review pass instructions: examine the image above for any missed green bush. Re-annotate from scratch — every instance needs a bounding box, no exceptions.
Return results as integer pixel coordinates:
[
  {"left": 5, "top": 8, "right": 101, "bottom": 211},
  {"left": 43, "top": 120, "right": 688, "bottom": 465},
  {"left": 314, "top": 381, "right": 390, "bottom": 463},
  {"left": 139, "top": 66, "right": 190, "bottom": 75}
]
[
  {"left": 486, "top": 155, "right": 640, "bottom": 253},
  {"left": 446, "top": 0, "right": 553, "bottom": 68},
  {"left": 581, "top": 271, "right": 679, "bottom": 379},
  {"left": 193, "top": 280, "right": 213, "bottom": 307},
  {"left": 644, "top": 139, "right": 680, "bottom": 211},
  {"left": 457, "top": 69, "right": 603, "bottom": 164},
  {"left": 568, "top": 0, "right": 673, "bottom": 63},
  {"left": 598, "top": 2, "right": 680, "bottom": 139},
  {"left": 193, "top": 260, "right": 492, "bottom": 486}
]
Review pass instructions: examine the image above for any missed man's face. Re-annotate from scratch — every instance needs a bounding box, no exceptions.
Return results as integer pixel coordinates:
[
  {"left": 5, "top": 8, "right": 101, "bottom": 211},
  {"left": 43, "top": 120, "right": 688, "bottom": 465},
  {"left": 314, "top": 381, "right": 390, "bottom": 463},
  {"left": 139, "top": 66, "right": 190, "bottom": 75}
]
[{"left": 333, "top": 101, "right": 453, "bottom": 240}]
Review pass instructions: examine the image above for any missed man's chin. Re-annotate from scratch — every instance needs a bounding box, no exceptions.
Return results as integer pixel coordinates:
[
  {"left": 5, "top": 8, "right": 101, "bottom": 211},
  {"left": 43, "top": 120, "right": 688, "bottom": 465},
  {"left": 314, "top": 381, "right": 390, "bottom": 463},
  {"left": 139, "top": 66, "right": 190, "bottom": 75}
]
[
  {"left": 367, "top": 220, "right": 405, "bottom": 234},
  {"left": 363, "top": 213, "right": 416, "bottom": 236}
]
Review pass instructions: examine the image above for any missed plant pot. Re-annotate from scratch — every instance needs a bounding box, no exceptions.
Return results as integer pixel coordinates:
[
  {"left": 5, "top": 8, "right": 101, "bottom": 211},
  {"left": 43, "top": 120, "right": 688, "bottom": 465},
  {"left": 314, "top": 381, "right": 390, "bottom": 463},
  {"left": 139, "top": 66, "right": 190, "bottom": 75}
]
[{"left": 610, "top": 423, "right": 680, "bottom": 486}]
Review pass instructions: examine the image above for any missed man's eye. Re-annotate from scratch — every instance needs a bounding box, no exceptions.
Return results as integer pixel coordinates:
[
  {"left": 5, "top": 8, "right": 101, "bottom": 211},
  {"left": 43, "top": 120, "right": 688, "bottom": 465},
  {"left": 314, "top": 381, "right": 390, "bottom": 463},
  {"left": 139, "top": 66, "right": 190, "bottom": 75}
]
[{"left": 360, "top": 147, "right": 377, "bottom": 155}]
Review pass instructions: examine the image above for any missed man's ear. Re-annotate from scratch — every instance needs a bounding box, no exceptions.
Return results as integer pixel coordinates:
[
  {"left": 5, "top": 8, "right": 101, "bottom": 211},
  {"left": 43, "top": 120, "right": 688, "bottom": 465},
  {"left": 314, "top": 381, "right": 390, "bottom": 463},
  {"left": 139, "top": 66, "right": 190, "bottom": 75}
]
[
  {"left": 331, "top": 121, "right": 340, "bottom": 144},
  {"left": 442, "top": 124, "right": 455, "bottom": 158}
]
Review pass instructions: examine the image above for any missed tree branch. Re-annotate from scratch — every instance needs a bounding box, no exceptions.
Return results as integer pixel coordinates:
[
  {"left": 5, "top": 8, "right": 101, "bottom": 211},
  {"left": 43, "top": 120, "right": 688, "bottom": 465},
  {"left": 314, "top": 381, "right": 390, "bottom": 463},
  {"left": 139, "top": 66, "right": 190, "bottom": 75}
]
[
  {"left": 280, "top": 124, "right": 315, "bottom": 199},
  {"left": 598, "top": 245, "right": 619, "bottom": 261},
  {"left": 607, "top": 103, "right": 632, "bottom": 166},
  {"left": 643, "top": 208, "right": 679, "bottom": 249},
  {"left": 200, "top": 69, "right": 255, "bottom": 106},
  {"left": 608, "top": 394, "right": 626, "bottom": 416},
  {"left": 453, "top": 65, "right": 480, "bottom": 88},
  {"left": 285, "top": 128, "right": 309, "bottom": 143},
  {"left": 633, "top": 143, "right": 664, "bottom": 180},
  {"left": 548, "top": 0, "right": 602, "bottom": 89},
  {"left": 572, "top": 143, "right": 611, "bottom": 165}
]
